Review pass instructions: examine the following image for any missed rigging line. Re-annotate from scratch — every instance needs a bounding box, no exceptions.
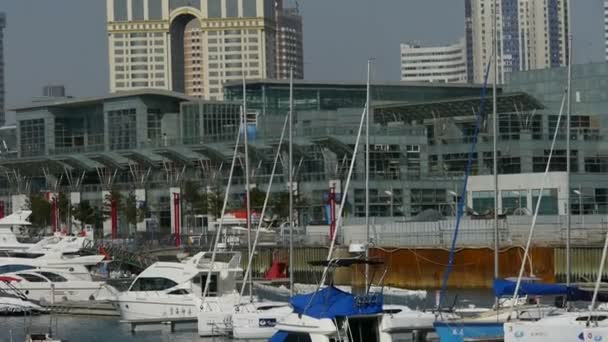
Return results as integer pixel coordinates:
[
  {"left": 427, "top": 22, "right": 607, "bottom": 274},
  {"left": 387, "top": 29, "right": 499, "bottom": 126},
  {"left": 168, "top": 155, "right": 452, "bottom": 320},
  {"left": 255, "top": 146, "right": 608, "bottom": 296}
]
[
  {"left": 237, "top": 113, "right": 289, "bottom": 304},
  {"left": 437, "top": 58, "right": 493, "bottom": 309},
  {"left": 200, "top": 120, "right": 242, "bottom": 305},
  {"left": 507, "top": 90, "right": 568, "bottom": 320}
]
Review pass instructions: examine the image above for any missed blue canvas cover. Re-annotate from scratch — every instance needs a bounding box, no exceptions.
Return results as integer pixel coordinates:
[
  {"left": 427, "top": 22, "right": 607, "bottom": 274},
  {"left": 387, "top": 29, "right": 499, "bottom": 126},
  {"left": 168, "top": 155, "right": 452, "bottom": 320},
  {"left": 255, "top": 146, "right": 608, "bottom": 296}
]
[
  {"left": 269, "top": 331, "right": 288, "bottom": 342},
  {"left": 493, "top": 278, "right": 569, "bottom": 297},
  {"left": 290, "top": 286, "right": 383, "bottom": 319}
]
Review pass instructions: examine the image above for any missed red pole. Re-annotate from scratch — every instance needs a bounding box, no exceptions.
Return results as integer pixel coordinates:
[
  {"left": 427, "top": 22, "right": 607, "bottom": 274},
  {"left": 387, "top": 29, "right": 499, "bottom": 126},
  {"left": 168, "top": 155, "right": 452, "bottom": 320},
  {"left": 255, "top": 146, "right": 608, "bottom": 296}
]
[
  {"left": 52, "top": 197, "right": 58, "bottom": 233},
  {"left": 174, "top": 193, "right": 181, "bottom": 247},
  {"left": 329, "top": 186, "right": 336, "bottom": 241},
  {"left": 111, "top": 199, "right": 117, "bottom": 239},
  {"left": 0, "top": 200, "right": 6, "bottom": 219}
]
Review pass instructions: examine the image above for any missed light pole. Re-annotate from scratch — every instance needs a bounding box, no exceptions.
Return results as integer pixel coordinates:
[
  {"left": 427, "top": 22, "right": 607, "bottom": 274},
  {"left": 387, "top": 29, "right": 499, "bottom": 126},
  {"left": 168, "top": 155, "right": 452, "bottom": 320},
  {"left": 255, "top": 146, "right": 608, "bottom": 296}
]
[
  {"left": 384, "top": 190, "right": 393, "bottom": 217},
  {"left": 574, "top": 188, "right": 583, "bottom": 229},
  {"left": 448, "top": 190, "right": 459, "bottom": 217}
]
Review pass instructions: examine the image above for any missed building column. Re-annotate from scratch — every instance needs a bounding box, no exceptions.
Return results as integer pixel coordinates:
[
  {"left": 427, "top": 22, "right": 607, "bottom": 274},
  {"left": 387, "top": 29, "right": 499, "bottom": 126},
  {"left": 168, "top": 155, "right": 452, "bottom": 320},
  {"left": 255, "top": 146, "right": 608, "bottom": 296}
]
[
  {"left": 11, "top": 194, "right": 27, "bottom": 214},
  {"left": 135, "top": 188, "right": 146, "bottom": 232}
]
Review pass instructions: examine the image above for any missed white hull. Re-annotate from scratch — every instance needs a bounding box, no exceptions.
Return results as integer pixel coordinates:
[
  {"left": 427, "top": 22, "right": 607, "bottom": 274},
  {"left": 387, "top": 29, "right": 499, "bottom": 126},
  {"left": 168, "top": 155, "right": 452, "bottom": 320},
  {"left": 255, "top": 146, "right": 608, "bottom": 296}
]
[
  {"left": 504, "top": 311, "right": 608, "bottom": 342},
  {"left": 2, "top": 281, "right": 110, "bottom": 303},
  {"left": 197, "top": 293, "right": 242, "bottom": 336},
  {"left": 0, "top": 296, "right": 45, "bottom": 314},
  {"left": 116, "top": 293, "right": 199, "bottom": 320},
  {"left": 381, "top": 305, "right": 438, "bottom": 332},
  {"left": 231, "top": 302, "right": 292, "bottom": 339},
  {"left": 583, "top": 326, "right": 608, "bottom": 342}
]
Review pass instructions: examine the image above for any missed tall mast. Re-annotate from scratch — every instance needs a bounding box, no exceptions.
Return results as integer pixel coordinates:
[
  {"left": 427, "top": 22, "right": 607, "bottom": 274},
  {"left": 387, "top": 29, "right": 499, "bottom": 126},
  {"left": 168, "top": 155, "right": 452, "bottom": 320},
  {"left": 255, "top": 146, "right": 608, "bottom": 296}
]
[
  {"left": 289, "top": 68, "right": 295, "bottom": 297},
  {"left": 242, "top": 74, "right": 253, "bottom": 302},
  {"left": 492, "top": 0, "right": 499, "bottom": 281},
  {"left": 566, "top": 7, "right": 573, "bottom": 287},
  {"left": 365, "top": 59, "right": 371, "bottom": 288}
]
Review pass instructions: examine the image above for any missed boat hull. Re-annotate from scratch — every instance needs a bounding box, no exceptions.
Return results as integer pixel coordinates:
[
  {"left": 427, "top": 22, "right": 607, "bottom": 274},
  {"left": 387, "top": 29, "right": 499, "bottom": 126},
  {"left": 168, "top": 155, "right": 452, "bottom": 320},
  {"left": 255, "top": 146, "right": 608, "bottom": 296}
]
[
  {"left": 504, "top": 320, "right": 589, "bottom": 342},
  {"left": 232, "top": 304, "right": 292, "bottom": 339},
  {"left": 434, "top": 321, "right": 504, "bottom": 342},
  {"left": 116, "top": 294, "right": 198, "bottom": 321},
  {"left": 583, "top": 327, "right": 608, "bottom": 342}
]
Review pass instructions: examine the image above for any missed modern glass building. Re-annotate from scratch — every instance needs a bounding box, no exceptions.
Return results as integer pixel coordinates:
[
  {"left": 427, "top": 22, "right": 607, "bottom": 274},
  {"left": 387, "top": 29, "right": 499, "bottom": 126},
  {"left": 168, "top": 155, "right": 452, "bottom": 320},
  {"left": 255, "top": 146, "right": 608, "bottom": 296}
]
[{"left": 4, "top": 64, "right": 608, "bottom": 235}]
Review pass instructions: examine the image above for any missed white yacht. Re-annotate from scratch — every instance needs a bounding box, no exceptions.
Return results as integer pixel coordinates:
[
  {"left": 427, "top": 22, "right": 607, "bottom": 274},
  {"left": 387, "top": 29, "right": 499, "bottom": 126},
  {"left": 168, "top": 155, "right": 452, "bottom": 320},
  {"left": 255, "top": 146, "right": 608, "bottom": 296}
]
[
  {"left": 0, "top": 275, "right": 46, "bottom": 314},
  {"left": 0, "top": 211, "right": 35, "bottom": 252},
  {"left": 0, "top": 268, "right": 114, "bottom": 303},
  {"left": 231, "top": 301, "right": 293, "bottom": 339},
  {"left": 504, "top": 311, "right": 608, "bottom": 342},
  {"left": 115, "top": 251, "right": 242, "bottom": 324}
]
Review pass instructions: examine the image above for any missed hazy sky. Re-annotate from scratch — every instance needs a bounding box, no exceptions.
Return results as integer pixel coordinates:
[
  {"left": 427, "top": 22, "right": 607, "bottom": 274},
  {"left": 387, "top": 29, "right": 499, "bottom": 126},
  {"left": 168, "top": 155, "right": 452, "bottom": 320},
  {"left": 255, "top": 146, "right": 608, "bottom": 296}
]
[{"left": 0, "top": 0, "right": 604, "bottom": 112}]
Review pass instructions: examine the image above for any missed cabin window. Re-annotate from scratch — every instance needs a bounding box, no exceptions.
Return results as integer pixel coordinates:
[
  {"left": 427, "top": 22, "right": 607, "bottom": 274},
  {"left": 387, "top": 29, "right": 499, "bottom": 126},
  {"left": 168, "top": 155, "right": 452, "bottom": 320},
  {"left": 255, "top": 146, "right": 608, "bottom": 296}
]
[
  {"left": 0, "top": 265, "right": 36, "bottom": 274},
  {"left": 36, "top": 272, "right": 67, "bottom": 282},
  {"left": 193, "top": 274, "right": 218, "bottom": 297},
  {"left": 576, "top": 315, "right": 608, "bottom": 322},
  {"left": 16, "top": 273, "right": 47, "bottom": 282},
  {"left": 129, "top": 277, "right": 178, "bottom": 291},
  {"left": 167, "top": 289, "right": 189, "bottom": 295}
]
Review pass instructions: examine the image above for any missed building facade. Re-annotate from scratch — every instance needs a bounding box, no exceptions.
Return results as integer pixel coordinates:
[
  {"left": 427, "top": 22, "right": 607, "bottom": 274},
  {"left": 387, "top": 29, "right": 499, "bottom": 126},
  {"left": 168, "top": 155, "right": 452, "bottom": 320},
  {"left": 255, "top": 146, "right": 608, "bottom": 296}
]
[
  {"left": 465, "top": 0, "right": 569, "bottom": 84},
  {"left": 400, "top": 39, "right": 467, "bottom": 83},
  {"left": 275, "top": 2, "right": 304, "bottom": 79},
  {"left": 605, "top": 1, "right": 608, "bottom": 60},
  {"left": 5, "top": 62, "right": 608, "bottom": 236},
  {"left": 106, "top": 0, "right": 278, "bottom": 100},
  {"left": 0, "top": 13, "right": 5, "bottom": 127}
]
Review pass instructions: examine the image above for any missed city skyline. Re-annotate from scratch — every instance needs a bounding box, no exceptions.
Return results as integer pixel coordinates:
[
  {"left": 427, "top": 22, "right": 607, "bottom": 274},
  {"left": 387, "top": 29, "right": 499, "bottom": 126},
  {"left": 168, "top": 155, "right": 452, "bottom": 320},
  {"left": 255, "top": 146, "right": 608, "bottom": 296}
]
[{"left": 0, "top": 0, "right": 604, "bottom": 120}]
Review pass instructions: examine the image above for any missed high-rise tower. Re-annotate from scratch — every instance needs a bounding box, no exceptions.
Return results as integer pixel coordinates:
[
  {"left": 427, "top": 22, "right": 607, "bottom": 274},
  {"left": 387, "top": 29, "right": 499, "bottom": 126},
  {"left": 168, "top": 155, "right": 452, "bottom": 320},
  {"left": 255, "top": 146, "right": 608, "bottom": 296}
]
[{"left": 465, "top": 0, "right": 569, "bottom": 84}]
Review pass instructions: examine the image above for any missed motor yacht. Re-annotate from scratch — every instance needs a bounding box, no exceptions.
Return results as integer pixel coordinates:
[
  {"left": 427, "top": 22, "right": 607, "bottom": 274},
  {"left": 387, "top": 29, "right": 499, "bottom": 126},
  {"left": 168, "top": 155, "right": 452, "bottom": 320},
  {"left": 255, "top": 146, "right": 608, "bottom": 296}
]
[
  {"left": 0, "top": 268, "right": 114, "bottom": 303},
  {"left": 115, "top": 251, "right": 243, "bottom": 324}
]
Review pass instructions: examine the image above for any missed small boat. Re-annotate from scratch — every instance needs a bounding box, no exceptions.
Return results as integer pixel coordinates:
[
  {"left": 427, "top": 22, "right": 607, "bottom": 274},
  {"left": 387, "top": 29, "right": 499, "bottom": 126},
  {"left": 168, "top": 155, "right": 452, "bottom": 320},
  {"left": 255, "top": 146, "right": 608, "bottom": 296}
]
[{"left": 505, "top": 311, "right": 608, "bottom": 342}]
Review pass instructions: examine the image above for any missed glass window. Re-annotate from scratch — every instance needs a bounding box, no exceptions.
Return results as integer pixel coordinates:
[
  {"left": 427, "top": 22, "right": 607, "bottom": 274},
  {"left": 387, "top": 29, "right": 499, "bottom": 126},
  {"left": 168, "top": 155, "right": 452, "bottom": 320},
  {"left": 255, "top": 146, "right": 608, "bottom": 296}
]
[
  {"left": 472, "top": 191, "right": 494, "bottom": 214},
  {"left": 243, "top": 0, "right": 257, "bottom": 17},
  {"left": 147, "top": 108, "right": 162, "bottom": 144},
  {"left": 502, "top": 190, "right": 528, "bottom": 215},
  {"left": 226, "top": 0, "right": 238, "bottom": 17},
  {"left": 36, "top": 272, "right": 67, "bottom": 282},
  {"left": 148, "top": 0, "right": 163, "bottom": 19},
  {"left": 129, "top": 277, "right": 178, "bottom": 291},
  {"left": 0, "top": 265, "right": 36, "bottom": 274},
  {"left": 17, "top": 273, "right": 47, "bottom": 283},
  {"left": 113, "top": 0, "right": 128, "bottom": 21},
  {"left": 107, "top": 108, "right": 137, "bottom": 150},
  {"left": 132, "top": 0, "right": 144, "bottom": 20},
  {"left": 19, "top": 118, "right": 45, "bottom": 157},
  {"left": 208, "top": 0, "right": 221, "bottom": 18},
  {"left": 532, "top": 189, "right": 558, "bottom": 215}
]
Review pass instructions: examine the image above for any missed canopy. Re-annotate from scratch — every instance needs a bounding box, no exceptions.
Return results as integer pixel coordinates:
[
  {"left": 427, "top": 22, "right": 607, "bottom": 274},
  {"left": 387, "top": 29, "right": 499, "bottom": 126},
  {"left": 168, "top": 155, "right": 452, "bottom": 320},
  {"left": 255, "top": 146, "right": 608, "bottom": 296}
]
[
  {"left": 290, "top": 286, "right": 383, "bottom": 320},
  {"left": 493, "top": 278, "right": 569, "bottom": 297}
]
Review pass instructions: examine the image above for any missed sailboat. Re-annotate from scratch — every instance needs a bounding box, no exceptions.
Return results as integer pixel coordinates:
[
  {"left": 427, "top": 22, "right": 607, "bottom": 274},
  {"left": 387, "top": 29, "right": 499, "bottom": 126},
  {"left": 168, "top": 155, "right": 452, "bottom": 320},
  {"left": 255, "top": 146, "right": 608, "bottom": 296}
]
[{"left": 230, "top": 69, "right": 295, "bottom": 339}]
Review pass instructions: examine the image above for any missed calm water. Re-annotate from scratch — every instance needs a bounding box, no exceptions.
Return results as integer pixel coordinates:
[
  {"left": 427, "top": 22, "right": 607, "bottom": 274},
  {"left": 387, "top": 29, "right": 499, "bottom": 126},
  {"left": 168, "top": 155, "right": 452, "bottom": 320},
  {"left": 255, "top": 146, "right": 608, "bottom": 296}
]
[{"left": 0, "top": 289, "right": 495, "bottom": 342}]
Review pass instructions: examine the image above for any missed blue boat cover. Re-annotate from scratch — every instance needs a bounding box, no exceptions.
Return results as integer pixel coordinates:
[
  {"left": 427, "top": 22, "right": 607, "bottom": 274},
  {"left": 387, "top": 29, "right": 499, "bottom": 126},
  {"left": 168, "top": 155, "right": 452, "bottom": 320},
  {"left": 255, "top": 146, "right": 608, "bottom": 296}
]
[
  {"left": 269, "top": 331, "right": 288, "bottom": 342},
  {"left": 493, "top": 278, "right": 569, "bottom": 297},
  {"left": 290, "top": 286, "right": 383, "bottom": 319}
]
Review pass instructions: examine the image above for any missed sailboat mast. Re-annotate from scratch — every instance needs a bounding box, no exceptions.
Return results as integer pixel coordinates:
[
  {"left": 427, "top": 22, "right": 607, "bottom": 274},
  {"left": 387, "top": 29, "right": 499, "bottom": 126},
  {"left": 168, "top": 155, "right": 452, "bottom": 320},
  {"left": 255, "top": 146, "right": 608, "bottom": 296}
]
[
  {"left": 242, "top": 75, "right": 253, "bottom": 302},
  {"left": 492, "top": 0, "right": 499, "bottom": 281},
  {"left": 566, "top": 24, "right": 573, "bottom": 287},
  {"left": 365, "top": 60, "right": 371, "bottom": 288},
  {"left": 289, "top": 68, "right": 295, "bottom": 297}
]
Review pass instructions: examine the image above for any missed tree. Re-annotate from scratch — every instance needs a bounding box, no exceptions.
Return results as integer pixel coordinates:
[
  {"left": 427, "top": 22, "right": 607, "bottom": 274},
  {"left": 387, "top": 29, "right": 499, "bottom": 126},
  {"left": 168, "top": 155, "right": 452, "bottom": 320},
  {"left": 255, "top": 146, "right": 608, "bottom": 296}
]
[
  {"left": 123, "top": 191, "right": 145, "bottom": 235},
  {"left": 249, "top": 187, "right": 267, "bottom": 211},
  {"left": 57, "top": 192, "right": 70, "bottom": 226},
  {"left": 182, "top": 180, "right": 203, "bottom": 215},
  {"left": 72, "top": 200, "right": 96, "bottom": 230},
  {"left": 25, "top": 193, "right": 52, "bottom": 233}
]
